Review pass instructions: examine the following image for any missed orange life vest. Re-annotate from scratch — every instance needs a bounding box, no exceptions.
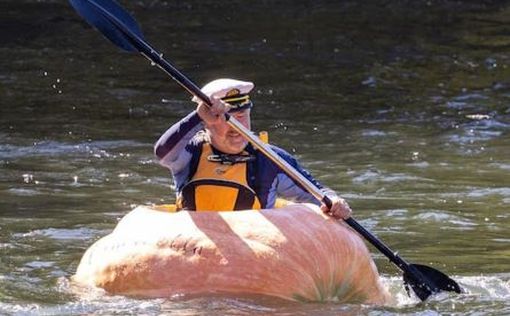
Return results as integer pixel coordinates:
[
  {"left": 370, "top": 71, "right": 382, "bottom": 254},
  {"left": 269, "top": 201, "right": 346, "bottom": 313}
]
[{"left": 176, "top": 143, "right": 262, "bottom": 211}]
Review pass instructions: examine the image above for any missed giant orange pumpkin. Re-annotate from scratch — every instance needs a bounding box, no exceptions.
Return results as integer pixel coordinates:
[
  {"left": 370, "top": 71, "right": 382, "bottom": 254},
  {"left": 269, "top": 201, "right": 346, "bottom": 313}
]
[{"left": 74, "top": 203, "right": 390, "bottom": 304}]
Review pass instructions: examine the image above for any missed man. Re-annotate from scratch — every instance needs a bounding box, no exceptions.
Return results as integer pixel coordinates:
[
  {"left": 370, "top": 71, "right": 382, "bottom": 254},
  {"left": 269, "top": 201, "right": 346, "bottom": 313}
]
[{"left": 154, "top": 78, "right": 351, "bottom": 219}]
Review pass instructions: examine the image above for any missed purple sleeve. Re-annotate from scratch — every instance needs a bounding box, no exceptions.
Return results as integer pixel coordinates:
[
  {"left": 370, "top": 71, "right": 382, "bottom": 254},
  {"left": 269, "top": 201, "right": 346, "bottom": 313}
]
[{"left": 154, "top": 111, "right": 203, "bottom": 170}]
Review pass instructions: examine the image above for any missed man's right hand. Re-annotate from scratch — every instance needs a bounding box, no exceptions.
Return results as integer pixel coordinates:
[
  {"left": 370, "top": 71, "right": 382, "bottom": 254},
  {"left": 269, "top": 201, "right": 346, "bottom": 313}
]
[{"left": 196, "top": 97, "right": 230, "bottom": 126}]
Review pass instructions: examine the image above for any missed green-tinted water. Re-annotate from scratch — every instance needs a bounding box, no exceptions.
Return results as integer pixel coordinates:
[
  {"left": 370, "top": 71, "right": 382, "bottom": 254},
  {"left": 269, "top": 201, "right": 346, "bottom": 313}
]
[{"left": 1, "top": 0, "right": 509, "bottom": 314}]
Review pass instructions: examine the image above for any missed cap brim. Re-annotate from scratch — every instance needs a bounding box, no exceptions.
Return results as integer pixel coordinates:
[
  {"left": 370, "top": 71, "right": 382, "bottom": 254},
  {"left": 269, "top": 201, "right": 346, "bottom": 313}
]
[{"left": 227, "top": 101, "right": 253, "bottom": 113}]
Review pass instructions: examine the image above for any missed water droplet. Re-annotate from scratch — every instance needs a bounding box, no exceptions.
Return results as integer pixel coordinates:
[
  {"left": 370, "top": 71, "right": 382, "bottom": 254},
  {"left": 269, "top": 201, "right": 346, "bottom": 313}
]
[
  {"left": 485, "top": 57, "right": 497, "bottom": 70},
  {"left": 362, "top": 76, "right": 377, "bottom": 87},
  {"left": 43, "top": 71, "right": 48, "bottom": 76},
  {"left": 73, "top": 176, "right": 78, "bottom": 184},
  {"left": 22, "top": 174, "right": 33, "bottom": 183},
  {"left": 150, "top": 61, "right": 156, "bottom": 66},
  {"left": 56, "top": 78, "right": 61, "bottom": 83}
]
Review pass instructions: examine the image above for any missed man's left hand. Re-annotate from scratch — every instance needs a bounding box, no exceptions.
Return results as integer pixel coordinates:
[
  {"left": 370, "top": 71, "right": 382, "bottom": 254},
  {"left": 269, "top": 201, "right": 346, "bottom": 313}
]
[{"left": 320, "top": 196, "right": 352, "bottom": 220}]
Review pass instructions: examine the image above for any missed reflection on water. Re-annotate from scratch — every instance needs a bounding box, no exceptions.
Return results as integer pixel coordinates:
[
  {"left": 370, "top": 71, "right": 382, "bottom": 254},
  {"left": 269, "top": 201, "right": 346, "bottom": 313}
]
[{"left": 1, "top": 0, "right": 509, "bottom": 314}]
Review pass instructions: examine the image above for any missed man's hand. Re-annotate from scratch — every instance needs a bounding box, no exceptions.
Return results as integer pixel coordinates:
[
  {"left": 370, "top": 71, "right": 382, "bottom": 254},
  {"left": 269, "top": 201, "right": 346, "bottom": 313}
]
[
  {"left": 196, "top": 96, "right": 230, "bottom": 125},
  {"left": 320, "top": 196, "right": 352, "bottom": 220}
]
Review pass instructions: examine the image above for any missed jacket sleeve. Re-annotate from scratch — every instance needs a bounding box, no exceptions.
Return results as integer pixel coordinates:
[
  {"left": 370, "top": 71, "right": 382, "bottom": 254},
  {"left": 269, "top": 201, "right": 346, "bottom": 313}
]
[
  {"left": 154, "top": 111, "right": 203, "bottom": 173},
  {"left": 272, "top": 146, "right": 337, "bottom": 206}
]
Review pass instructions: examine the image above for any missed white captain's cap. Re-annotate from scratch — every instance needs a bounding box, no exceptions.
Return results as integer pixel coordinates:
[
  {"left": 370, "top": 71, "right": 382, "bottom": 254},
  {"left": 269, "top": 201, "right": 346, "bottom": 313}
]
[{"left": 192, "top": 78, "right": 254, "bottom": 112}]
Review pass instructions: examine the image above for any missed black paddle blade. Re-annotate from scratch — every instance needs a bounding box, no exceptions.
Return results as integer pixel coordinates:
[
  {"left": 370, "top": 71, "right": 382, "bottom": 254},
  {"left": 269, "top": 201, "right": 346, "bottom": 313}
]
[
  {"left": 403, "top": 263, "right": 462, "bottom": 301},
  {"left": 69, "top": 0, "right": 143, "bottom": 52}
]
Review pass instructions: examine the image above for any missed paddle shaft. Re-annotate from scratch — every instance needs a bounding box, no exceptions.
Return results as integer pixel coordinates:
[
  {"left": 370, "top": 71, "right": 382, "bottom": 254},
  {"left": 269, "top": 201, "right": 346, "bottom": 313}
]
[
  {"left": 82, "top": 0, "right": 440, "bottom": 298},
  {"left": 344, "top": 218, "right": 436, "bottom": 287}
]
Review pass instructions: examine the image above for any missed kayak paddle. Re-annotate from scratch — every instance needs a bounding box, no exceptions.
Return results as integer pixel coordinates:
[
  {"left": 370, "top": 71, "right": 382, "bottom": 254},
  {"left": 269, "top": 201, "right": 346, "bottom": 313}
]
[{"left": 68, "top": 0, "right": 463, "bottom": 301}]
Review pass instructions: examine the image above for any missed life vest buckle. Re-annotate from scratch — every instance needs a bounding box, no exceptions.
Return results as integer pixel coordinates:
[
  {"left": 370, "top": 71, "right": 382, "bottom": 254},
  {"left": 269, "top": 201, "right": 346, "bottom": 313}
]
[{"left": 207, "top": 154, "right": 255, "bottom": 165}]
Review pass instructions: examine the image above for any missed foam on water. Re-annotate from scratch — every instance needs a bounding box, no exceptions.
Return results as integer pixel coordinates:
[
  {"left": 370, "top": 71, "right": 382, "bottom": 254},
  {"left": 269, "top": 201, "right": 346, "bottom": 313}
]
[
  {"left": 413, "top": 211, "right": 477, "bottom": 228},
  {"left": 13, "top": 227, "right": 105, "bottom": 241},
  {"left": 467, "top": 187, "right": 510, "bottom": 198},
  {"left": 0, "top": 140, "right": 146, "bottom": 160},
  {"left": 0, "top": 274, "right": 508, "bottom": 315}
]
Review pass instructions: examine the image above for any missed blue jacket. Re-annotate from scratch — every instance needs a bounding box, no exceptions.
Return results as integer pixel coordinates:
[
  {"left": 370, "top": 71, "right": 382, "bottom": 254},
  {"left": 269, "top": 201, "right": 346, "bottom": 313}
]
[{"left": 154, "top": 111, "right": 331, "bottom": 208}]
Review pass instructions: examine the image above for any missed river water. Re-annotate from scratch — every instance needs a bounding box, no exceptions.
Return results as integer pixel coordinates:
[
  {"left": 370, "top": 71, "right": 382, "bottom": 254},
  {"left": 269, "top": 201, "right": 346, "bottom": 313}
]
[{"left": 1, "top": 0, "right": 509, "bottom": 315}]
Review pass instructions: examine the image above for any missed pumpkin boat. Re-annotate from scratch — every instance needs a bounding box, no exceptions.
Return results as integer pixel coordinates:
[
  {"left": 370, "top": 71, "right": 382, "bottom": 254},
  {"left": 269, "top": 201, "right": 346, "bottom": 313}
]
[{"left": 74, "top": 202, "right": 390, "bottom": 304}]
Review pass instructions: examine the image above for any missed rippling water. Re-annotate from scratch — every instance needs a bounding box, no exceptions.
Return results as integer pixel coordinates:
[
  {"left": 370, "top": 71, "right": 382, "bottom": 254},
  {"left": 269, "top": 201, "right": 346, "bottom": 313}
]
[{"left": 1, "top": 0, "right": 509, "bottom": 315}]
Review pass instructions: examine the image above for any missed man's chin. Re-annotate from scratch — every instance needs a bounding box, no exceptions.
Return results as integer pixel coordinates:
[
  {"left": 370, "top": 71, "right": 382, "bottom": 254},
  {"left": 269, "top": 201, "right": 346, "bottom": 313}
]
[{"left": 226, "top": 141, "right": 248, "bottom": 153}]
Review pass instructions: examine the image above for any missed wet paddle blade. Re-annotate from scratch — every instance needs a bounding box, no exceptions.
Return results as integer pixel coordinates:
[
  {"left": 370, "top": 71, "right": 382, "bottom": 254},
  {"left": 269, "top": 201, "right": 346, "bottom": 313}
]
[
  {"left": 403, "top": 264, "right": 462, "bottom": 301},
  {"left": 69, "top": 0, "right": 143, "bottom": 52}
]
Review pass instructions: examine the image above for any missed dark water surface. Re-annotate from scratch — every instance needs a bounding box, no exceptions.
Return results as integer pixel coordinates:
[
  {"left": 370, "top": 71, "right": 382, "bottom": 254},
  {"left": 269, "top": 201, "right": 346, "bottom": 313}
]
[{"left": 1, "top": 0, "right": 509, "bottom": 314}]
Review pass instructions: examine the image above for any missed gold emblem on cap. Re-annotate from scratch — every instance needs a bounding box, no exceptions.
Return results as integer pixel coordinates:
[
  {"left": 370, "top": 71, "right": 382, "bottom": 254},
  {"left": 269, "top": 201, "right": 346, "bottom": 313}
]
[{"left": 225, "top": 89, "right": 240, "bottom": 97}]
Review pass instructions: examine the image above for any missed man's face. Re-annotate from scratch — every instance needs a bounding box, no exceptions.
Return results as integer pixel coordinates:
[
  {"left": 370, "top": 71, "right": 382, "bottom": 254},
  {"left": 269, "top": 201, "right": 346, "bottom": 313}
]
[{"left": 206, "top": 108, "right": 251, "bottom": 154}]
